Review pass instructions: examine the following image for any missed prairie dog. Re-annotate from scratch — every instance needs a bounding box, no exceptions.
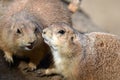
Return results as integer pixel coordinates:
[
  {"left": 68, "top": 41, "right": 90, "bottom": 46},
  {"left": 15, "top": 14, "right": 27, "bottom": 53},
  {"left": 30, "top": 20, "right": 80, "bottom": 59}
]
[
  {"left": 0, "top": 0, "right": 71, "bottom": 70},
  {"left": 41, "top": 22, "right": 120, "bottom": 80},
  {"left": 0, "top": 11, "right": 50, "bottom": 71}
]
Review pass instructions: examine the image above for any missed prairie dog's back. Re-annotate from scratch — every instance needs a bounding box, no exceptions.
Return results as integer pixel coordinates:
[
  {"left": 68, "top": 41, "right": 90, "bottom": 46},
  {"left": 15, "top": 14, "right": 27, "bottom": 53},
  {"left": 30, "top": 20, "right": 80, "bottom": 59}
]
[
  {"left": 4, "top": 0, "right": 71, "bottom": 27},
  {"left": 78, "top": 32, "right": 120, "bottom": 80},
  {"left": 28, "top": 0, "right": 71, "bottom": 26}
]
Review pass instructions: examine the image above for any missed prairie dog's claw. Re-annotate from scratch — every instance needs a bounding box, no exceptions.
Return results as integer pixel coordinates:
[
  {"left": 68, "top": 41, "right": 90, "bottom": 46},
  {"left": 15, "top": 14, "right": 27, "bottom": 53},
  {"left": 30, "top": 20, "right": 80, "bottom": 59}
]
[
  {"left": 4, "top": 53, "right": 13, "bottom": 63},
  {"left": 19, "top": 62, "right": 37, "bottom": 72}
]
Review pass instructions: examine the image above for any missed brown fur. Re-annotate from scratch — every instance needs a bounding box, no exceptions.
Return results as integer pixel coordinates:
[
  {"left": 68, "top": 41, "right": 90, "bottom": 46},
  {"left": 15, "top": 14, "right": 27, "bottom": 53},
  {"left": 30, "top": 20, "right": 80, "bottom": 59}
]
[
  {"left": 4, "top": 0, "right": 71, "bottom": 26},
  {"left": 41, "top": 22, "right": 120, "bottom": 80},
  {"left": 0, "top": 0, "right": 71, "bottom": 70},
  {"left": 0, "top": 11, "right": 50, "bottom": 70}
]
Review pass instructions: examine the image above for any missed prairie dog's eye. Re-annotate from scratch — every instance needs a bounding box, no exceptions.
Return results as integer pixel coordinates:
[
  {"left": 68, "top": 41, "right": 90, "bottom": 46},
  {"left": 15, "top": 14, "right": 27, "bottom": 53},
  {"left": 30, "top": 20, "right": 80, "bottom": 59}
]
[
  {"left": 16, "top": 29, "right": 21, "bottom": 34},
  {"left": 58, "top": 30, "right": 65, "bottom": 34},
  {"left": 34, "top": 27, "right": 39, "bottom": 33}
]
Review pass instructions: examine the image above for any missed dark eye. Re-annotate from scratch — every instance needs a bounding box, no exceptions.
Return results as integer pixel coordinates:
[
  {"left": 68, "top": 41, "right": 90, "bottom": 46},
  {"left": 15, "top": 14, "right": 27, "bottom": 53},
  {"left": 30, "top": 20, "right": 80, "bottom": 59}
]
[
  {"left": 58, "top": 30, "right": 65, "bottom": 34},
  {"left": 16, "top": 29, "right": 21, "bottom": 34},
  {"left": 35, "top": 27, "right": 39, "bottom": 33}
]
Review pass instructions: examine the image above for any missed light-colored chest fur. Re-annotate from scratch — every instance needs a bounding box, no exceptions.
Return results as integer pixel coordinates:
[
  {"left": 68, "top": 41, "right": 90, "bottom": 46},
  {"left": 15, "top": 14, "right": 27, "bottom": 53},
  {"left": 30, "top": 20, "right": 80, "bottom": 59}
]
[
  {"left": 52, "top": 50, "right": 65, "bottom": 71},
  {"left": 52, "top": 50, "right": 73, "bottom": 78}
]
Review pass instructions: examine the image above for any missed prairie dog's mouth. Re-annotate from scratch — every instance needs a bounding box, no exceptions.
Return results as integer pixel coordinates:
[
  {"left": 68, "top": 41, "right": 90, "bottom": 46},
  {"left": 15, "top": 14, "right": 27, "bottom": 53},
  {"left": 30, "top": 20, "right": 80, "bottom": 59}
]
[
  {"left": 24, "top": 43, "right": 35, "bottom": 50},
  {"left": 25, "top": 45, "right": 33, "bottom": 50},
  {"left": 44, "top": 38, "right": 50, "bottom": 45},
  {"left": 43, "top": 37, "right": 58, "bottom": 51},
  {"left": 50, "top": 45, "right": 57, "bottom": 51},
  {"left": 44, "top": 39, "right": 57, "bottom": 50}
]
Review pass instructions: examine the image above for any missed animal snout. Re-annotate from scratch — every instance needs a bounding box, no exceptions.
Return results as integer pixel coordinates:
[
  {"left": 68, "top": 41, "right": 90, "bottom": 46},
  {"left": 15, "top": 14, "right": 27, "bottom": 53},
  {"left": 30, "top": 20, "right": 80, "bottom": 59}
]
[
  {"left": 43, "top": 30, "right": 46, "bottom": 34},
  {"left": 25, "top": 40, "right": 36, "bottom": 50},
  {"left": 42, "top": 29, "right": 52, "bottom": 38},
  {"left": 43, "top": 28, "right": 50, "bottom": 34},
  {"left": 28, "top": 40, "right": 36, "bottom": 45}
]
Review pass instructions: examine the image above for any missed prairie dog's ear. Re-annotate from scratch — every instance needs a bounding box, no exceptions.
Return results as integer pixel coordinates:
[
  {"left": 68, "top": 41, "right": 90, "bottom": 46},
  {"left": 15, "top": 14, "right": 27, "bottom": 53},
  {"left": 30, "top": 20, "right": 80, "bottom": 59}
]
[{"left": 71, "top": 34, "right": 77, "bottom": 44}]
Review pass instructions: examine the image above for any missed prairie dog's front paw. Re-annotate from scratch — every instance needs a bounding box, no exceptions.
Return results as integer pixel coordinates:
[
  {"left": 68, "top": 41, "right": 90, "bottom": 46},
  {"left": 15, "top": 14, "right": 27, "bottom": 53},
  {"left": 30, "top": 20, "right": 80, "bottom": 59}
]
[
  {"left": 28, "top": 62, "right": 37, "bottom": 71},
  {"left": 37, "top": 68, "right": 58, "bottom": 77},
  {"left": 4, "top": 52, "right": 13, "bottom": 63},
  {"left": 19, "top": 62, "right": 37, "bottom": 72}
]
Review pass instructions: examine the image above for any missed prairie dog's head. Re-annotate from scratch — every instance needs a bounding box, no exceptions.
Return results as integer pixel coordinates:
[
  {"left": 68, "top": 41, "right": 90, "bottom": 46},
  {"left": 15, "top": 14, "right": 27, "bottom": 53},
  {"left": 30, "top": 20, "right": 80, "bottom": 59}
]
[
  {"left": 3, "top": 11, "right": 43, "bottom": 51},
  {"left": 42, "top": 22, "right": 78, "bottom": 52}
]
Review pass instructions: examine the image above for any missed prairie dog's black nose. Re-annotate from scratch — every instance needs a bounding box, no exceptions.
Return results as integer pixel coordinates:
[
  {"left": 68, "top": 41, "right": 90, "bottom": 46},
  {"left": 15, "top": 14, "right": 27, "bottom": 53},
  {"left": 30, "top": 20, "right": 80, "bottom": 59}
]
[
  {"left": 28, "top": 41, "right": 35, "bottom": 45},
  {"left": 43, "top": 30, "right": 46, "bottom": 34}
]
